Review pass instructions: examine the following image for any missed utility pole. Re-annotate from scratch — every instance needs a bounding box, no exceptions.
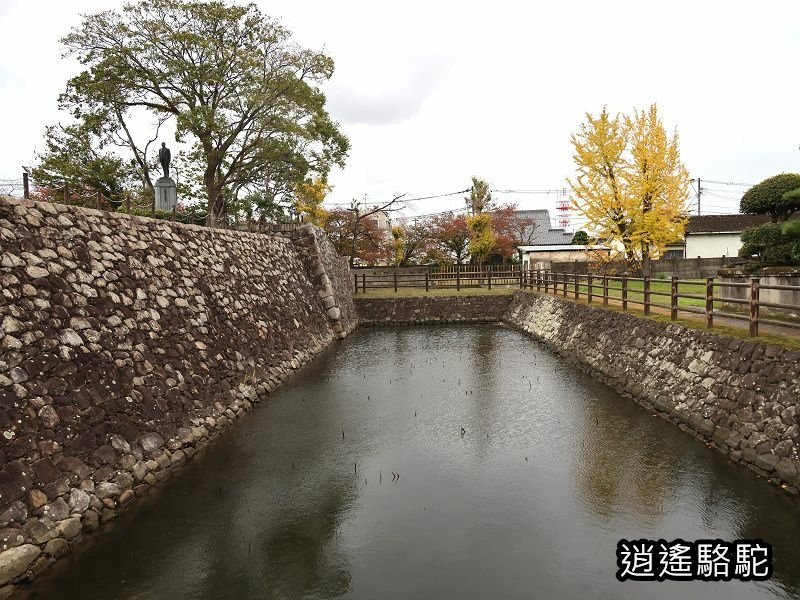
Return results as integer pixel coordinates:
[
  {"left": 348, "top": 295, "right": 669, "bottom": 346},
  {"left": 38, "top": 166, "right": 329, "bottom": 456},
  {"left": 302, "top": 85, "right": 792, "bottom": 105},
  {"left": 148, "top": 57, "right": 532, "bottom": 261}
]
[{"left": 696, "top": 177, "right": 702, "bottom": 216}]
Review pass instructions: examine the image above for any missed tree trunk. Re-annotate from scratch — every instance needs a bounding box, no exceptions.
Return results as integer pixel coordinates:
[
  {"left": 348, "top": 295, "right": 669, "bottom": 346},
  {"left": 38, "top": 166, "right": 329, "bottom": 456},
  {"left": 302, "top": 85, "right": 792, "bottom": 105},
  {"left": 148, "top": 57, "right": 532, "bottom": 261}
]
[
  {"left": 349, "top": 215, "right": 360, "bottom": 267},
  {"left": 205, "top": 179, "right": 226, "bottom": 228}
]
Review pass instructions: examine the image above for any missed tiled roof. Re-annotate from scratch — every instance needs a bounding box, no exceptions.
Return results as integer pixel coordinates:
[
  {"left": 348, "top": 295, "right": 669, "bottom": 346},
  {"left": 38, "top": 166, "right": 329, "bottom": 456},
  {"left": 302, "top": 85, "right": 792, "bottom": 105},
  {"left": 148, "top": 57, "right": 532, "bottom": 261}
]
[
  {"left": 514, "top": 209, "right": 575, "bottom": 245},
  {"left": 684, "top": 214, "right": 771, "bottom": 233}
]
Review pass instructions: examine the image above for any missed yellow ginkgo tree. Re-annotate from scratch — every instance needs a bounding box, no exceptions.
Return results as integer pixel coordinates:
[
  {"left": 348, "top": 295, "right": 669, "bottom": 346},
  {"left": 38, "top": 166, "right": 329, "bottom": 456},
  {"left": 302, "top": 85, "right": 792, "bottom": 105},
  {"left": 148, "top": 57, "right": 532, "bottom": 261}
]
[
  {"left": 293, "top": 177, "right": 331, "bottom": 226},
  {"left": 466, "top": 213, "right": 496, "bottom": 267},
  {"left": 568, "top": 104, "right": 690, "bottom": 273}
]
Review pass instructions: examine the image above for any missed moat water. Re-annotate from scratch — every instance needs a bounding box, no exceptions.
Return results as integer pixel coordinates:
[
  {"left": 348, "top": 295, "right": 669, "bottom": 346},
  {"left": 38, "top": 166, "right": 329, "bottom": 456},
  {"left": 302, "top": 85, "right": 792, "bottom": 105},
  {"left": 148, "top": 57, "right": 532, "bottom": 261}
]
[{"left": 23, "top": 325, "right": 800, "bottom": 599}]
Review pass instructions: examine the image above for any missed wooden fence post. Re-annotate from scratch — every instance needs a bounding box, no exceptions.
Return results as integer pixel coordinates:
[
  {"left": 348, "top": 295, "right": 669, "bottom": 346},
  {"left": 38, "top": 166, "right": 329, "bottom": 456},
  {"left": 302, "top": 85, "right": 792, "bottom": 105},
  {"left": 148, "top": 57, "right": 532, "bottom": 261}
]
[
  {"left": 574, "top": 272, "right": 579, "bottom": 300},
  {"left": 393, "top": 269, "right": 398, "bottom": 293},
  {"left": 749, "top": 278, "right": 759, "bottom": 337},
  {"left": 518, "top": 264, "right": 523, "bottom": 289},
  {"left": 488, "top": 266, "right": 492, "bottom": 290},
  {"left": 354, "top": 273, "right": 358, "bottom": 294},
  {"left": 544, "top": 271, "right": 549, "bottom": 294},
  {"left": 536, "top": 270, "right": 541, "bottom": 292},
  {"left": 362, "top": 273, "right": 366, "bottom": 294},
  {"left": 425, "top": 271, "right": 429, "bottom": 292},
  {"left": 644, "top": 276, "right": 651, "bottom": 316},
  {"left": 456, "top": 263, "right": 461, "bottom": 292},
  {"left": 670, "top": 275, "right": 678, "bottom": 321},
  {"left": 705, "top": 277, "right": 714, "bottom": 328},
  {"left": 622, "top": 273, "right": 628, "bottom": 311},
  {"left": 562, "top": 272, "right": 568, "bottom": 297},
  {"left": 602, "top": 274, "right": 608, "bottom": 307},
  {"left": 587, "top": 273, "right": 593, "bottom": 304}
]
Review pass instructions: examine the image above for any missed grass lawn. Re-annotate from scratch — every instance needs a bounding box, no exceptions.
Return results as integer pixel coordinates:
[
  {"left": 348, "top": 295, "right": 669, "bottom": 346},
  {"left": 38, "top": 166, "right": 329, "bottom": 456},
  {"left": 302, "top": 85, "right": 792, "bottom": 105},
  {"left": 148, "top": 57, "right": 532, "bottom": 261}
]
[
  {"left": 358, "top": 278, "right": 708, "bottom": 308},
  {"left": 590, "top": 299, "right": 800, "bottom": 351},
  {"left": 552, "top": 277, "right": 707, "bottom": 308}
]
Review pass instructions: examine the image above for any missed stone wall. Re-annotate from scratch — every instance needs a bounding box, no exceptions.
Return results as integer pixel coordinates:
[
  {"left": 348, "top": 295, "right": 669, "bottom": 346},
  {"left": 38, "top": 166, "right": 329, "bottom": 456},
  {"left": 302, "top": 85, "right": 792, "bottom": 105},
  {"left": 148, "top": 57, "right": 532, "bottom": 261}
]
[
  {"left": 269, "top": 224, "right": 357, "bottom": 338},
  {"left": 0, "top": 196, "right": 354, "bottom": 593},
  {"left": 504, "top": 291, "right": 800, "bottom": 493},
  {"left": 355, "top": 294, "right": 514, "bottom": 325}
]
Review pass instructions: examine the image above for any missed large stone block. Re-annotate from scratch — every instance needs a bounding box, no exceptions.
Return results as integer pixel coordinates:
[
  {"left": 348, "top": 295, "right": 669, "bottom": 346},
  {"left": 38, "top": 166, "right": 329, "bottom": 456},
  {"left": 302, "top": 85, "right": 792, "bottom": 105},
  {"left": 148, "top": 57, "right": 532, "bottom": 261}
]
[{"left": 0, "top": 544, "right": 41, "bottom": 585}]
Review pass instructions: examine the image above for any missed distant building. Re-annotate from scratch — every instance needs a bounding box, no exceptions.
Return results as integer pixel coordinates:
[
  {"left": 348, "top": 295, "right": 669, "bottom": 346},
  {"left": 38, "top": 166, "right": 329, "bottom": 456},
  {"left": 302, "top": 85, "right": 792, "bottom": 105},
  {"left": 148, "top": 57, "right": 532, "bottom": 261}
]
[
  {"left": 365, "top": 210, "right": 392, "bottom": 234},
  {"left": 670, "top": 214, "right": 772, "bottom": 259},
  {"left": 518, "top": 244, "right": 610, "bottom": 270},
  {"left": 514, "top": 209, "right": 576, "bottom": 246},
  {"left": 514, "top": 209, "right": 609, "bottom": 269}
]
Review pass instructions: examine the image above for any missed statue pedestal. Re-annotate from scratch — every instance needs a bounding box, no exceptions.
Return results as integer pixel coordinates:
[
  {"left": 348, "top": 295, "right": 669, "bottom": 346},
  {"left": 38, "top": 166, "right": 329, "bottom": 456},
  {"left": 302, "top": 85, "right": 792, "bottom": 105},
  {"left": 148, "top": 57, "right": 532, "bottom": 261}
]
[{"left": 154, "top": 177, "right": 177, "bottom": 212}]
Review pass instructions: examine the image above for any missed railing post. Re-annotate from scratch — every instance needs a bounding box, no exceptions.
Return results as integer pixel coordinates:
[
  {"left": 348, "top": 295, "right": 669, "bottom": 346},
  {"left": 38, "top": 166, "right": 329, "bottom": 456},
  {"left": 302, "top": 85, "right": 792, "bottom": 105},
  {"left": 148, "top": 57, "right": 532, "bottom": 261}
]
[
  {"left": 456, "top": 263, "right": 461, "bottom": 292},
  {"left": 587, "top": 273, "right": 593, "bottom": 304},
  {"left": 488, "top": 266, "right": 492, "bottom": 290},
  {"left": 602, "top": 274, "right": 608, "bottom": 307},
  {"left": 622, "top": 273, "right": 628, "bottom": 311},
  {"left": 544, "top": 270, "right": 549, "bottom": 294},
  {"left": 705, "top": 277, "right": 714, "bottom": 328},
  {"left": 362, "top": 273, "right": 366, "bottom": 294},
  {"left": 536, "top": 270, "right": 541, "bottom": 292},
  {"left": 394, "top": 269, "right": 398, "bottom": 293},
  {"left": 670, "top": 275, "right": 678, "bottom": 321},
  {"left": 644, "top": 276, "right": 651, "bottom": 316},
  {"left": 749, "top": 277, "right": 759, "bottom": 337},
  {"left": 518, "top": 264, "right": 523, "bottom": 289},
  {"left": 425, "top": 271, "right": 429, "bottom": 292},
  {"left": 354, "top": 273, "right": 358, "bottom": 294},
  {"left": 574, "top": 272, "right": 579, "bottom": 300},
  {"left": 563, "top": 272, "right": 568, "bottom": 297}
]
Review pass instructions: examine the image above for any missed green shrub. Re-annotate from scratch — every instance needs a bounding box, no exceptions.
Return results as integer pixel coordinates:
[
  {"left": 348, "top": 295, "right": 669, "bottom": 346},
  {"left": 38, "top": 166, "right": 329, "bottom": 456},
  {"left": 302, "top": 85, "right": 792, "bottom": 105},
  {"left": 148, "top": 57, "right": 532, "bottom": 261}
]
[
  {"left": 740, "top": 173, "right": 800, "bottom": 222},
  {"left": 739, "top": 223, "right": 796, "bottom": 265}
]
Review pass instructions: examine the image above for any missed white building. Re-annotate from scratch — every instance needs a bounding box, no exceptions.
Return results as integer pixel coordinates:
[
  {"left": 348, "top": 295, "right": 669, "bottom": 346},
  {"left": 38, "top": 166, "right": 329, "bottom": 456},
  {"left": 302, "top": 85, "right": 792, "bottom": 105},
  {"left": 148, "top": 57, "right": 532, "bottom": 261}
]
[
  {"left": 680, "top": 214, "right": 770, "bottom": 258},
  {"left": 518, "top": 245, "right": 610, "bottom": 270}
]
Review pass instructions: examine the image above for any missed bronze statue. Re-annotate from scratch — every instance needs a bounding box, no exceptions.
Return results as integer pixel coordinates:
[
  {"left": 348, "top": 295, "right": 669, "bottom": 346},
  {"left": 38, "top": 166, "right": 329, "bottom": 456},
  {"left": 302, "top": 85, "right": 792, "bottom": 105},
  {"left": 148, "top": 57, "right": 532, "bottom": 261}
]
[{"left": 158, "top": 142, "right": 171, "bottom": 179}]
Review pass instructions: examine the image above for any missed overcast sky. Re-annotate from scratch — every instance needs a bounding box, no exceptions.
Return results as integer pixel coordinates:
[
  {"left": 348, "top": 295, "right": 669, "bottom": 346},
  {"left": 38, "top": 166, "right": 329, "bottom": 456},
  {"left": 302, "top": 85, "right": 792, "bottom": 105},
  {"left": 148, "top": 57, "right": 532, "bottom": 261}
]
[{"left": 1, "top": 0, "right": 799, "bottom": 228}]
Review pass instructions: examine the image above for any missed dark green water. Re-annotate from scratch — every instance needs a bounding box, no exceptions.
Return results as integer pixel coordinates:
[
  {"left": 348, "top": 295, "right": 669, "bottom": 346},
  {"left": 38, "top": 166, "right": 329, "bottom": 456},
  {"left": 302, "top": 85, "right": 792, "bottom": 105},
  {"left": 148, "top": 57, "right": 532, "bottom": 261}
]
[{"left": 22, "top": 325, "right": 800, "bottom": 599}]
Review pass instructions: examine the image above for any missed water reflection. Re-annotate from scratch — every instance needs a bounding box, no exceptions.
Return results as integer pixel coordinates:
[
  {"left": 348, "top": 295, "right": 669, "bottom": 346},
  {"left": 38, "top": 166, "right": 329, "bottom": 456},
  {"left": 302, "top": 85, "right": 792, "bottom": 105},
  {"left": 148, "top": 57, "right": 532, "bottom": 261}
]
[
  {"left": 22, "top": 326, "right": 800, "bottom": 600},
  {"left": 573, "top": 383, "right": 677, "bottom": 525}
]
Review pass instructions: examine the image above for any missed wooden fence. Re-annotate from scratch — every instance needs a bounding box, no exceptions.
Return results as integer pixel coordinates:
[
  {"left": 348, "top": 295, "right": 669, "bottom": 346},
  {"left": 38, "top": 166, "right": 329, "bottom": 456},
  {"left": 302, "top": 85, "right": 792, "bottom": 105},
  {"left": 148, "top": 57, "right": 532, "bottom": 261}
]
[
  {"left": 353, "top": 266, "right": 523, "bottom": 293},
  {"left": 354, "top": 268, "right": 800, "bottom": 337},
  {"left": 527, "top": 271, "right": 800, "bottom": 337}
]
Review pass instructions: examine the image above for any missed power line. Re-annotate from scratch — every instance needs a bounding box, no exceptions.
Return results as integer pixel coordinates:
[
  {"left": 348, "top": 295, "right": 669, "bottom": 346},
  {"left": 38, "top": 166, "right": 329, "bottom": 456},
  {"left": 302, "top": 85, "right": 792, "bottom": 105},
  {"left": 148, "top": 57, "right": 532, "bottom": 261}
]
[
  {"left": 324, "top": 188, "right": 470, "bottom": 208},
  {"left": 701, "top": 179, "right": 754, "bottom": 187}
]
